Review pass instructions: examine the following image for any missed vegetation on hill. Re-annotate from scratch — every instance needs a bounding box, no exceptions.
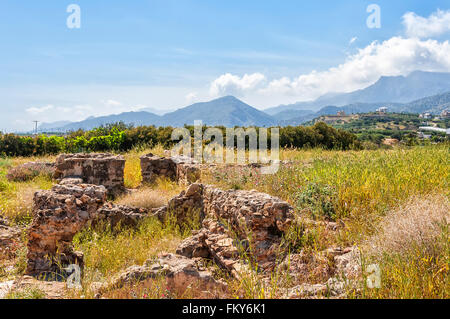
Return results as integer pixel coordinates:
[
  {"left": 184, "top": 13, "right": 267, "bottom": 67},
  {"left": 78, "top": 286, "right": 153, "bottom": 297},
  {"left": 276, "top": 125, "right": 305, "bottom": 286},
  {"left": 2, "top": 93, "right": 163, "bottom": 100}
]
[
  {"left": 305, "top": 113, "right": 449, "bottom": 146},
  {"left": 0, "top": 122, "right": 360, "bottom": 157}
]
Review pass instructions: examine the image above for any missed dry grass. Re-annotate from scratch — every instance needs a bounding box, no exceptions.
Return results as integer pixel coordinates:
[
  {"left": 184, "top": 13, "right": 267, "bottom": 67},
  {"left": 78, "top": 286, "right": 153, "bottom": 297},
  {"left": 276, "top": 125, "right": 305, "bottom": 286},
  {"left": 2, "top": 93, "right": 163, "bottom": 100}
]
[
  {"left": 115, "top": 187, "right": 170, "bottom": 209},
  {"left": 1, "top": 145, "right": 449, "bottom": 299},
  {"left": 0, "top": 156, "right": 55, "bottom": 223},
  {"left": 115, "top": 177, "right": 184, "bottom": 209},
  {"left": 6, "top": 162, "right": 54, "bottom": 182},
  {"left": 123, "top": 146, "right": 166, "bottom": 189},
  {"left": 368, "top": 194, "right": 449, "bottom": 257},
  {"left": 360, "top": 194, "right": 449, "bottom": 299},
  {"left": 72, "top": 217, "right": 186, "bottom": 299}
]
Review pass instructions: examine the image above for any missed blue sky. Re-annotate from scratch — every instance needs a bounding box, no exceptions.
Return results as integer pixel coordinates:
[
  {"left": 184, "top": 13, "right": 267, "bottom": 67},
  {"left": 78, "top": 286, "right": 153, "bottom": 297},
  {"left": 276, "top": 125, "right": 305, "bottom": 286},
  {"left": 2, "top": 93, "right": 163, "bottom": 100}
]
[{"left": 1, "top": 0, "right": 449, "bottom": 131}]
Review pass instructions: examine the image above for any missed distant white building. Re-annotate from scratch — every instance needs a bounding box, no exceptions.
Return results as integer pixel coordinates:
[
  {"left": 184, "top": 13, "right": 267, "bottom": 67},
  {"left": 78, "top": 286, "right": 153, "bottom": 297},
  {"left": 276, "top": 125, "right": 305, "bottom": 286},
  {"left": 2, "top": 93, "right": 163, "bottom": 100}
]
[
  {"left": 419, "top": 112, "right": 432, "bottom": 119},
  {"left": 376, "top": 106, "right": 388, "bottom": 114},
  {"left": 417, "top": 132, "right": 431, "bottom": 139},
  {"left": 441, "top": 110, "right": 450, "bottom": 118},
  {"left": 419, "top": 126, "right": 450, "bottom": 135}
]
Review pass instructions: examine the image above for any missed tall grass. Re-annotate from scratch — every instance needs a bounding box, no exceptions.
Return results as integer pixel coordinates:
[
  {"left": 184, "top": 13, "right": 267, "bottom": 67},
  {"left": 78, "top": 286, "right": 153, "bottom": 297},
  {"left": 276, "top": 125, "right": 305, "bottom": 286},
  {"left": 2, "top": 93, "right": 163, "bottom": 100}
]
[
  {"left": 360, "top": 195, "right": 449, "bottom": 299},
  {"left": 72, "top": 217, "right": 185, "bottom": 298},
  {"left": 0, "top": 156, "right": 55, "bottom": 223},
  {"left": 0, "top": 145, "right": 448, "bottom": 299},
  {"left": 204, "top": 145, "right": 449, "bottom": 244}
]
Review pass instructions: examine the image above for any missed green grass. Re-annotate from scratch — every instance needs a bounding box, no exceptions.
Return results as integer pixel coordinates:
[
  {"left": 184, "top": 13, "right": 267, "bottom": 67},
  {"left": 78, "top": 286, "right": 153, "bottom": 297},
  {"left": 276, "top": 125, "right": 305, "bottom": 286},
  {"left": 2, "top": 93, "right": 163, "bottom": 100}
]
[{"left": 6, "top": 287, "right": 46, "bottom": 299}]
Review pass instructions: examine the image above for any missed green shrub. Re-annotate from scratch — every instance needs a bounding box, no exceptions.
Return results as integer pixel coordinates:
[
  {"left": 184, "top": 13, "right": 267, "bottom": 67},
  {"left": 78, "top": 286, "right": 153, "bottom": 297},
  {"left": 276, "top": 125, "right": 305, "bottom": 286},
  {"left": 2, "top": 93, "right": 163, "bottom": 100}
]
[{"left": 295, "top": 182, "right": 338, "bottom": 221}]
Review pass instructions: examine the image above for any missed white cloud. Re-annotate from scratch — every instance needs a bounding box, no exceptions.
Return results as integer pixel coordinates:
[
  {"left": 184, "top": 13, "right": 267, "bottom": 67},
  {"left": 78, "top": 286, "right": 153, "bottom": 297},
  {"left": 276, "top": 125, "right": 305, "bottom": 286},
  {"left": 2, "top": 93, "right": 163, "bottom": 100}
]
[
  {"left": 185, "top": 92, "right": 198, "bottom": 104},
  {"left": 130, "top": 104, "right": 150, "bottom": 111},
  {"left": 210, "top": 36, "right": 450, "bottom": 102},
  {"left": 403, "top": 9, "right": 450, "bottom": 38},
  {"left": 349, "top": 37, "right": 358, "bottom": 45},
  {"left": 26, "top": 104, "right": 54, "bottom": 114},
  {"left": 209, "top": 73, "right": 266, "bottom": 97},
  {"left": 101, "top": 99, "right": 122, "bottom": 107}
]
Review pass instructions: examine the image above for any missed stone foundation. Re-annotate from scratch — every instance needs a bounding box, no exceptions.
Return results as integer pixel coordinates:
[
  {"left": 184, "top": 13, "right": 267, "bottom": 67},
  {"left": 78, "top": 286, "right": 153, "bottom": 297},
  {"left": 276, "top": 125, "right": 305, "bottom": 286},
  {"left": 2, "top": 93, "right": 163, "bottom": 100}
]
[
  {"left": 92, "top": 203, "right": 149, "bottom": 230},
  {"left": 140, "top": 153, "right": 177, "bottom": 184},
  {"left": 177, "top": 164, "right": 201, "bottom": 186},
  {"left": 54, "top": 153, "right": 125, "bottom": 196},
  {"left": 26, "top": 184, "right": 107, "bottom": 276},
  {"left": 140, "top": 153, "right": 201, "bottom": 186},
  {"left": 158, "top": 183, "right": 294, "bottom": 275}
]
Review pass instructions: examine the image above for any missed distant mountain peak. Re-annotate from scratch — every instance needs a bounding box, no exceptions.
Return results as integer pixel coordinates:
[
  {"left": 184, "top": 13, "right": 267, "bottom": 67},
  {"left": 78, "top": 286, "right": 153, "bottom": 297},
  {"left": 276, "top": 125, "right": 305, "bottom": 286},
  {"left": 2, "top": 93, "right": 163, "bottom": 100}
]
[
  {"left": 39, "top": 95, "right": 275, "bottom": 131},
  {"left": 265, "top": 71, "right": 450, "bottom": 115}
]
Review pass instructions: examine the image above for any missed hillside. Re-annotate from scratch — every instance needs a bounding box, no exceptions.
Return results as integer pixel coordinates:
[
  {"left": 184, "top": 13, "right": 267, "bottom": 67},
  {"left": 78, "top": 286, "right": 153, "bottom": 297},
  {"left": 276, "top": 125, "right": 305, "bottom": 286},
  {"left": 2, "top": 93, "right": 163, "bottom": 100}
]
[
  {"left": 265, "top": 71, "right": 450, "bottom": 114},
  {"left": 161, "top": 96, "right": 276, "bottom": 127},
  {"left": 57, "top": 111, "right": 162, "bottom": 131},
  {"left": 39, "top": 80, "right": 450, "bottom": 131},
  {"left": 397, "top": 91, "right": 450, "bottom": 114},
  {"left": 279, "top": 92, "right": 450, "bottom": 126},
  {"left": 42, "top": 96, "right": 276, "bottom": 131}
]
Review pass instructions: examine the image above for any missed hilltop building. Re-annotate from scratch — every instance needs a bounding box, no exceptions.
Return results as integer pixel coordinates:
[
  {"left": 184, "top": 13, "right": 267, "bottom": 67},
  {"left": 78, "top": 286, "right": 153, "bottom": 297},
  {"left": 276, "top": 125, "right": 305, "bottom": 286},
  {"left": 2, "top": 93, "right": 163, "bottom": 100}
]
[
  {"left": 441, "top": 110, "right": 450, "bottom": 118},
  {"left": 376, "top": 106, "right": 388, "bottom": 114},
  {"left": 419, "top": 112, "right": 432, "bottom": 119}
]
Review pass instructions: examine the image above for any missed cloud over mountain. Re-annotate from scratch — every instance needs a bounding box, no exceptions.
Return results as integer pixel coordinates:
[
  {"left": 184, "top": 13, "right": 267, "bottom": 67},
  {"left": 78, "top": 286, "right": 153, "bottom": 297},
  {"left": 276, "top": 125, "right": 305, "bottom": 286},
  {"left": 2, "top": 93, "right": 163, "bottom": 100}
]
[
  {"left": 209, "top": 9, "right": 450, "bottom": 103},
  {"left": 210, "top": 73, "right": 266, "bottom": 97}
]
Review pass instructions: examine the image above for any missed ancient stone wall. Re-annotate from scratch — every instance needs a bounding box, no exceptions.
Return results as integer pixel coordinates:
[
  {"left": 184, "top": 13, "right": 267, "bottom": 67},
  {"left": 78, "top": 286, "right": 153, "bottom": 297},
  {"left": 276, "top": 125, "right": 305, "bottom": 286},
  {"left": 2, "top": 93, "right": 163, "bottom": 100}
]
[
  {"left": 140, "top": 153, "right": 177, "bottom": 184},
  {"left": 158, "top": 183, "right": 295, "bottom": 275},
  {"left": 54, "top": 153, "right": 125, "bottom": 196},
  {"left": 153, "top": 183, "right": 204, "bottom": 228},
  {"left": 177, "top": 164, "right": 201, "bottom": 186},
  {"left": 92, "top": 203, "right": 149, "bottom": 230},
  {"left": 26, "top": 184, "right": 107, "bottom": 275}
]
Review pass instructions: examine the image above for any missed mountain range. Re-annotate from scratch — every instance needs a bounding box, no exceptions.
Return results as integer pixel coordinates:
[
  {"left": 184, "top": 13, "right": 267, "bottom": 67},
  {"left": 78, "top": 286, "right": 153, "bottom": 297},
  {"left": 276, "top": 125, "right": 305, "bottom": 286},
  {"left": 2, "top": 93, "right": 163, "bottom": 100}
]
[
  {"left": 39, "top": 71, "right": 450, "bottom": 131},
  {"left": 264, "top": 71, "right": 450, "bottom": 115}
]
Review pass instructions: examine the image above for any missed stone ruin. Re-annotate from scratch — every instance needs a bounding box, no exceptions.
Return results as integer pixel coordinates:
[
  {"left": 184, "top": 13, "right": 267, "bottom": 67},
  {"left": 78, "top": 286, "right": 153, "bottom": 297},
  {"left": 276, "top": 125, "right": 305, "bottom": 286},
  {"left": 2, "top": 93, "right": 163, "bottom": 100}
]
[
  {"left": 92, "top": 203, "right": 149, "bottom": 230},
  {"left": 98, "top": 253, "right": 227, "bottom": 298},
  {"left": 20, "top": 152, "right": 360, "bottom": 297},
  {"left": 25, "top": 184, "right": 153, "bottom": 276},
  {"left": 140, "top": 153, "right": 178, "bottom": 184},
  {"left": 54, "top": 153, "right": 125, "bottom": 196},
  {"left": 26, "top": 184, "right": 107, "bottom": 276},
  {"left": 140, "top": 153, "right": 201, "bottom": 186},
  {"left": 155, "top": 183, "right": 294, "bottom": 276}
]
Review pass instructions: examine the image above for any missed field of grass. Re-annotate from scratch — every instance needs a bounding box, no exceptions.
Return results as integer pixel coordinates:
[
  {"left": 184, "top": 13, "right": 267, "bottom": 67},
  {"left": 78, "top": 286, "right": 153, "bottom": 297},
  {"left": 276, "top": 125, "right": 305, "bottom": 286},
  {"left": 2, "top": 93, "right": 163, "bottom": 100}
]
[{"left": 0, "top": 144, "right": 448, "bottom": 299}]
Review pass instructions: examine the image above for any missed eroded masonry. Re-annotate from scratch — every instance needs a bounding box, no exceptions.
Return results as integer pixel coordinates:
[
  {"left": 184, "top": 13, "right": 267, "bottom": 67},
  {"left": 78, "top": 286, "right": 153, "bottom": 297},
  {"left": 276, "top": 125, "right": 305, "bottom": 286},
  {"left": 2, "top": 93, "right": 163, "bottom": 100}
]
[{"left": 22, "top": 152, "right": 360, "bottom": 298}]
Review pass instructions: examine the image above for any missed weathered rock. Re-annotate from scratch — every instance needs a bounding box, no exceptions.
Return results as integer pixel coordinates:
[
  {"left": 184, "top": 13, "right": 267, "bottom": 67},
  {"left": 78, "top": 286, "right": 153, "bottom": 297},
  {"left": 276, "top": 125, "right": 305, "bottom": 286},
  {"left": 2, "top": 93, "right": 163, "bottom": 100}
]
[
  {"left": 287, "top": 283, "right": 328, "bottom": 299},
  {"left": 6, "top": 162, "right": 55, "bottom": 182},
  {"left": 176, "top": 232, "right": 210, "bottom": 259},
  {"left": 156, "top": 183, "right": 205, "bottom": 229},
  {"left": 140, "top": 153, "right": 177, "bottom": 184},
  {"left": 92, "top": 203, "right": 149, "bottom": 230},
  {"left": 201, "top": 219, "right": 249, "bottom": 277},
  {"left": 278, "top": 250, "right": 333, "bottom": 284},
  {"left": 169, "top": 184, "right": 294, "bottom": 275},
  {"left": 59, "top": 177, "right": 84, "bottom": 185},
  {"left": 98, "top": 253, "right": 226, "bottom": 298},
  {"left": 0, "top": 225, "right": 22, "bottom": 258},
  {"left": 7, "top": 276, "right": 68, "bottom": 299},
  {"left": 177, "top": 164, "right": 201, "bottom": 186},
  {"left": 26, "top": 184, "right": 107, "bottom": 276},
  {"left": 286, "top": 278, "right": 348, "bottom": 299},
  {"left": 202, "top": 186, "right": 294, "bottom": 272},
  {"left": 282, "top": 247, "right": 362, "bottom": 299},
  {"left": 333, "top": 246, "right": 361, "bottom": 279},
  {"left": 141, "top": 153, "right": 202, "bottom": 186},
  {"left": 54, "top": 153, "right": 125, "bottom": 196}
]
